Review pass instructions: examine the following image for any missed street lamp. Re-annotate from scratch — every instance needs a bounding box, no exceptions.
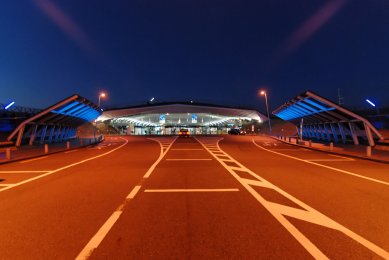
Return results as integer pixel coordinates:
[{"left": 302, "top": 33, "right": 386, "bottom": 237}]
[
  {"left": 260, "top": 90, "right": 272, "bottom": 135},
  {"left": 98, "top": 92, "right": 106, "bottom": 107}
]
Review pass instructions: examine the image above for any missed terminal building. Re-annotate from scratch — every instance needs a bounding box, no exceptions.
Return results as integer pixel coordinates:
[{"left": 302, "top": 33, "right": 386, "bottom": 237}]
[{"left": 97, "top": 102, "right": 267, "bottom": 135}]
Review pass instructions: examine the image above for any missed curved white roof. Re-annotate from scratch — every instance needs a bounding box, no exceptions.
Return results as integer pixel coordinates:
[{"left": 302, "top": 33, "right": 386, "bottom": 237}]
[{"left": 98, "top": 103, "right": 266, "bottom": 125}]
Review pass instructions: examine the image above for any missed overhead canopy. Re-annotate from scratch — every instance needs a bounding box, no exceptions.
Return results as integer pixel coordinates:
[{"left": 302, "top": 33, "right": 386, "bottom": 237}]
[
  {"left": 99, "top": 102, "right": 266, "bottom": 126},
  {"left": 272, "top": 91, "right": 383, "bottom": 146},
  {"left": 8, "top": 94, "right": 102, "bottom": 146}
]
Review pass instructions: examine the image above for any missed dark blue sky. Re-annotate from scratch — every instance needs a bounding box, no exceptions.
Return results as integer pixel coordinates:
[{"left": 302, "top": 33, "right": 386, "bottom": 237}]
[{"left": 1, "top": 0, "right": 389, "bottom": 113}]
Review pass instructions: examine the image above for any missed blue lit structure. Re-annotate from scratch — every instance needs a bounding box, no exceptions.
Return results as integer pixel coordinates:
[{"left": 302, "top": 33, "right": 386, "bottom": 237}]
[
  {"left": 7, "top": 95, "right": 101, "bottom": 146},
  {"left": 273, "top": 91, "right": 383, "bottom": 146}
]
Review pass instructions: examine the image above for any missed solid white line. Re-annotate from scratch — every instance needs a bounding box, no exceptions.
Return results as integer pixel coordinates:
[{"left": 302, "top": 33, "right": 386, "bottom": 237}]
[
  {"left": 271, "top": 148, "right": 311, "bottom": 151},
  {"left": 0, "top": 138, "right": 129, "bottom": 193},
  {"left": 76, "top": 184, "right": 143, "bottom": 260},
  {"left": 328, "top": 154, "right": 354, "bottom": 160},
  {"left": 306, "top": 158, "right": 351, "bottom": 162},
  {"left": 196, "top": 137, "right": 389, "bottom": 259},
  {"left": 20, "top": 156, "right": 48, "bottom": 163},
  {"left": 166, "top": 158, "right": 212, "bottom": 161},
  {"left": 0, "top": 184, "right": 13, "bottom": 186},
  {"left": 76, "top": 211, "right": 122, "bottom": 260},
  {"left": 144, "top": 188, "right": 239, "bottom": 192},
  {"left": 252, "top": 139, "right": 389, "bottom": 186},
  {"left": 126, "top": 185, "right": 141, "bottom": 199},
  {"left": 171, "top": 148, "right": 203, "bottom": 150},
  {"left": 143, "top": 137, "right": 177, "bottom": 178},
  {"left": 0, "top": 170, "right": 49, "bottom": 173},
  {"left": 64, "top": 149, "right": 79, "bottom": 154}
]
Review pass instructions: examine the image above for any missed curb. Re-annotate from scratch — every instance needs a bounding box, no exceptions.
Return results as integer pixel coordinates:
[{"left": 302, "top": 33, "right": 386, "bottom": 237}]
[
  {"left": 0, "top": 140, "right": 103, "bottom": 165},
  {"left": 270, "top": 136, "right": 389, "bottom": 164}
]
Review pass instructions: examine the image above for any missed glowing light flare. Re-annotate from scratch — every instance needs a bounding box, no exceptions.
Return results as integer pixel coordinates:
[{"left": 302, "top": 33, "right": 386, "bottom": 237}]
[
  {"left": 33, "top": 0, "right": 98, "bottom": 55},
  {"left": 4, "top": 101, "right": 15, "bottom": 110},
  {"left": 99, "top": 92, "right": 106, "bottom": 98},
  {"left": 366, "top": 99, "right": 376, "bottom": 107}
]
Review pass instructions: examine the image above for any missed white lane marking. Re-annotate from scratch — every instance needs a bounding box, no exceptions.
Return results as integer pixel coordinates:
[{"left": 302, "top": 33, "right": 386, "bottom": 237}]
[
  {"left": 166, "top": 158, "right": 212, "bottom": 161},
  {"left": 143, "top": 137, "right": 177, "bottom": 178},
  {"left": 252, "top": 139, "right": 389, "bottom": 186},
  {"left": 171, "top": 148, "right": 203, "bottom": 151},
  {"left": 144, "top": 188, "right": 239, "bottom": 192},
  {"left": 271, "top": 148, "right": 312, "bottom": 151},
  {"left": 76, "top": 185, "right": 142, "bottom": 260},
  {"left": 64, "top": 149, "right": 79, "bottom": 154},
  {"left": 0, "top": 170, "right": 49, "bottom": 173},
  {"left": 307, "top": 159, "right": 354, "bottom": 162},
  {"left": 328, "top": 154, "right": 354, "bottom": 160},
  {"left": 19, "top": 156, "right": 48, "bottom": 163},
  {"left": 0, "top": 138, "right": 129, "bottom": 193},
  {"left": 0, "top": 184, "right": 13, "bottom": 187},
  {"left": 76, "top": 211, "right": 122, "bottom": 260},
  {"left": 195, "top": 137, "right": 389, "bottom": 259},
  {"left": 126, "top": 185, "right": 141, "bottom": 199}
]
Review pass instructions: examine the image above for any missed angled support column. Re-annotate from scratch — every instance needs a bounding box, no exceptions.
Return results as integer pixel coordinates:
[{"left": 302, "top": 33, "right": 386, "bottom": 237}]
[
  {"left": 59, "top": 126, "right": 68, "bottom": 142},
  {"left": 363, "top": 122, "right": 375, "bottom": 146},
  {"left": 29, "top": 124, "right": 39, "bottom": 145},
  {"left": 348, "top": 122, "right": 359, "bottom": 145},
  {"left": 330, "top": 123, "right": 339, "bottom": 143},
  {"left": 323, "top": 124, "right": 331, "bottom": 141},
  {"left": 317, "top": 125, "right": 325, "bottom": 140},
  {"left": 338, "top": 123, "right": 347, "bottom": 144},
  {"left": 15, "top": 125, "right": 26, "bottom": 147},
  {"left": 54, "top": 126, "right": 62, "bottom": 142},
  {"left": 48, "top": 126, "right": 56, "bottom": 143},
  {"left": 40, "top": 125, "right": 48, "bottom": 144}
]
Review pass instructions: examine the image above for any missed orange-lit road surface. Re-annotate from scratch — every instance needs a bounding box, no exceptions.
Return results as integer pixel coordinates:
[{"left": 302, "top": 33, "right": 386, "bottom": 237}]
[{"left": 0, "top": 136, "right": 388, "bottom": 259}]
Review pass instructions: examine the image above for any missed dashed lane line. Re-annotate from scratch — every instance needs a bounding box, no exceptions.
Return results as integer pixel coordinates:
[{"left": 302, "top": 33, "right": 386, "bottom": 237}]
[
  {"left": 195, "top": 137, "right": 389, "bottom": 259},
  {"left": 252, "top": 139, "right": 389, "bottom": 186},
  {"left": 0, "top": 137, "right": 129, "bottom": 194},
  {"left": 76, "top": 185, "right": 142, "bottom": 260},
  {"left": 77, "top": 137, "right": 177, "bottom": 259}
]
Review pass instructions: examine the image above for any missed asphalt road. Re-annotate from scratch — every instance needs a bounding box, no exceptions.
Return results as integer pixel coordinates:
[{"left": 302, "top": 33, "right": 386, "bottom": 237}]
[{"left": 0, "top": 135, "right": 388, "bottom": 259}]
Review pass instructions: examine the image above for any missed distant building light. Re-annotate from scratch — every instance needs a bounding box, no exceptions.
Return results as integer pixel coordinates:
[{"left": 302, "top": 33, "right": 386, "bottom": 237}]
[
  {"left": 4, "top": 101, "right": 15, "bottom": 110},
  {"left": 150, "top": 97, "right": 155, "bottom": 102},
  {"left": 366, "top": 99, "right": 376, "bottom": 107}
]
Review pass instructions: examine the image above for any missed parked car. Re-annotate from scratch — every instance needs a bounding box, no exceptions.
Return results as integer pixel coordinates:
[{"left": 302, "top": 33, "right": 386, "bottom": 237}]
[
  {"left": 228, "top": 129, "right": 240, "bottom": 135},
  {"left": 228, "top": 128, "right": 246, "bottom": 135},
  {"left": 178, "top": 128, "right": 190, "bottom": 137}
]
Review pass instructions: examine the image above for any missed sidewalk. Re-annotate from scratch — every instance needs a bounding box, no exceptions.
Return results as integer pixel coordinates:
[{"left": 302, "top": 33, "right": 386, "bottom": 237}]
[
  {"left": 0, "top": 137, "right": 102, "bottom": 164},
  {"left": 272, "top": 136, "right": 389, "bottom": 164}
]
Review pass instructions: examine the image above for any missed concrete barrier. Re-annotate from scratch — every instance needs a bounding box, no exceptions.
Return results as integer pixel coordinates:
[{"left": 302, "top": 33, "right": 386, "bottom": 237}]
[
  {"left": 6, "top": 148, "right": 11, "bottom": 160},
  {"left": 44, "top": 144, "right": 49, "bottom": 154},
  {"left": 366, "top": 146, "right": 372, "bottom": 157},
  {"left": 329, "top": 142, "right": 333, "bottom": 151}
]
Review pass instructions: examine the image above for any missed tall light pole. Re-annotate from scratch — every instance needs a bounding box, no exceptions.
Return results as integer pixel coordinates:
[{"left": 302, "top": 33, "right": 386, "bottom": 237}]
[
  {"left": 98, "top": 92, "right": 106, "bottom": 107},
  {"left": 260, "top": 90, "right": 272, "bottom": 135}
]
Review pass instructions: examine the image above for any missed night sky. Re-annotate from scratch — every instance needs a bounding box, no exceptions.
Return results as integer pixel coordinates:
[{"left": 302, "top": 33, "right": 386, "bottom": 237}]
[{"left": 1, "top": 0, "right": 389, "bottom": 113}]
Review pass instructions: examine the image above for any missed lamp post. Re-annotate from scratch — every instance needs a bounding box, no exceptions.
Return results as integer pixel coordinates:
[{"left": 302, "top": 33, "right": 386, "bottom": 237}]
[
  {"left": 98, "top": 92, "right": 106, "bottom": 107},
  {"left": 260, "top": 90, "right": 272, "bottom": 135}
]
